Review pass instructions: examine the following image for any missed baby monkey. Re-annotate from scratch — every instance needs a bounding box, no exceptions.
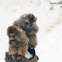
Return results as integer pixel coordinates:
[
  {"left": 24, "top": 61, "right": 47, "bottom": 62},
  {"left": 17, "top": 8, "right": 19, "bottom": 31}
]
[{"left": 7, "top": 26, "right": 29, "bottom": 60}]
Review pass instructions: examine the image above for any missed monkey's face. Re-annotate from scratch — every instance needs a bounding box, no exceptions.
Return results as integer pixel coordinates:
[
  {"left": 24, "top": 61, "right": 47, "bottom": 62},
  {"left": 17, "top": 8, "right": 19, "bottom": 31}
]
[
  {"left": 19, "top": 14, "right": 37, "bottom": 29},
  {"left": 25, "top": 21, "right": 31, "bottom": 28}
]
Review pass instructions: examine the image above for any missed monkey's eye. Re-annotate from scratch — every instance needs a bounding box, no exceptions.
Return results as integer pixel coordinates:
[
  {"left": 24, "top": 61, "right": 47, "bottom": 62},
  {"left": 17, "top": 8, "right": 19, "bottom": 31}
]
[
  {"left": 26, "top": 22, "right": 29, "bottom": 24},
  {"left": 26, "top": 22, "right": 31, "bottom": 26},
  {"left": 9, "top": 36, "right": 15, "bottom": 38},
  {"left": 9, "top": 35, "right": 10, "bottom": 37},
  {"left": 25, "top": 22, "right": 31, "bottom": 28}
]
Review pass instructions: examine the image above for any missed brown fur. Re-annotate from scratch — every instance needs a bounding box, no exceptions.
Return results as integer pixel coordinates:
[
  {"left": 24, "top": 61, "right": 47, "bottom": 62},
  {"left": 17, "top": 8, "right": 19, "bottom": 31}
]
[
  {"left": 28, "top": 35, "right": 37, "bottom": 49},
  {"left": 13, "top": 14, "right": 39, "bottom": 49},
  {"left": 7, "top": 26, "right": 29, "bottom": 60}
]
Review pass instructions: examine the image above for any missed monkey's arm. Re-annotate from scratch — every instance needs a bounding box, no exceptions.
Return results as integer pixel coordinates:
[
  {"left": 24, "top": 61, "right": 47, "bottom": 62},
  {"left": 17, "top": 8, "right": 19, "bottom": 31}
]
[
  {"left": 9, "top": 45, "right": 17, "bottom": 55},
  {"left": 28, "top": 35, "right": 37, "bottom": 49},
  {"left": 15, "top": 41, "right": 28, "bottom": 47},
  {"left": 15, "top": 31, "right": 29, "bottom": 47}
]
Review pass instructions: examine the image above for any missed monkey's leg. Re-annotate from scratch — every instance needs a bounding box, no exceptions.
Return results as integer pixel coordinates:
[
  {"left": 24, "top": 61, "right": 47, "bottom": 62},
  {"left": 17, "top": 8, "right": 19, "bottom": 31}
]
[
  {"left": 17, "top": 46, "right": 28, "bottom": 60},
  {"left": 9, "top": 46, "right": 17, "bottom": 59}
]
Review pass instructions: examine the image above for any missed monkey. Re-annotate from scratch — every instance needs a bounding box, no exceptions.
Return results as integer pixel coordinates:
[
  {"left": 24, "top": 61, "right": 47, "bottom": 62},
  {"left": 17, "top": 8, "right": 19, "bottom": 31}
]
[
  {"left": 7, "top": 26, "right": 29, "bottom": 60},
  {"left": 13, "top": 14, "right": 39, "bottom": 49}
]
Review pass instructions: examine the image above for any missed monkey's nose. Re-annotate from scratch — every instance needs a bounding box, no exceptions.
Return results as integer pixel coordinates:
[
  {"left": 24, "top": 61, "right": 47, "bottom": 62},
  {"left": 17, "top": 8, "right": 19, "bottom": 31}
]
[{"left": 9, "top": 33, "right": 15, "bottom": 40}]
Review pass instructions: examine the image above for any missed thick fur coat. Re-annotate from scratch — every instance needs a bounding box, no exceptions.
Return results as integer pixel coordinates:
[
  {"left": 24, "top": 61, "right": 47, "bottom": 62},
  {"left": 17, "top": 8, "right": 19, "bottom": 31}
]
[{"left": 13, "top": 14, "right": 39, "bottom": 49}]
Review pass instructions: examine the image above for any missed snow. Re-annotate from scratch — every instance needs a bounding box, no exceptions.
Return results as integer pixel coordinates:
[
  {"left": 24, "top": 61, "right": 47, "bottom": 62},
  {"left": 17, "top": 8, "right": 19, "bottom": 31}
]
[
  {"left": 25, "top": 51, "right": 33, "bottom": 59},
  {"left": 0, "top": 0, "right": 62, "bottom": 62}
]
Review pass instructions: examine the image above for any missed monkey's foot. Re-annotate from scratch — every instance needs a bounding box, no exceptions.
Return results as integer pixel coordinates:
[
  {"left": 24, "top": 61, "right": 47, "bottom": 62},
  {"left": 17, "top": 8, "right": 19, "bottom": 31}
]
[
  {"left": 17, "top": 55, "right": 24, "bottom": 61},
  {"left": 12, "top": 55, "right": 16, "bottom": 60}
]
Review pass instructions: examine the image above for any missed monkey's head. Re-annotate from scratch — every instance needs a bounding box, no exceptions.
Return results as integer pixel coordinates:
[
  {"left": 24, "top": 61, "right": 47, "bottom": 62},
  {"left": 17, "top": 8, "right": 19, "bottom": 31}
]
[
  {"left": 7, "top": 26, "right": 21, "bottom": 46},
  {"left": 17, "top": 14, "right": 37, "bottom": 29}
]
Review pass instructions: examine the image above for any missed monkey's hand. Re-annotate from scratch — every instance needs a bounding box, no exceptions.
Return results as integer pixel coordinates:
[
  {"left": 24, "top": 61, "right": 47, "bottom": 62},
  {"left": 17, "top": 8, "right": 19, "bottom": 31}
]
[
  {"left": 26, "top": 29, "right": 37, "bottom": 35},
  {"left": 17, "top": 55, "right": 24, "bottom": 61}
]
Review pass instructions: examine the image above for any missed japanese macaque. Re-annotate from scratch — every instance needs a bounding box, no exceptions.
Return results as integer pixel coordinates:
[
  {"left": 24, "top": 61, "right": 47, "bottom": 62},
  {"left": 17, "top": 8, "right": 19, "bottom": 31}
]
[
  {"left": 13, "top": 14, "right": 39, "bottom": 49},
  {"left": 7, "top": 26, "right": 29, "bottom": 60}
]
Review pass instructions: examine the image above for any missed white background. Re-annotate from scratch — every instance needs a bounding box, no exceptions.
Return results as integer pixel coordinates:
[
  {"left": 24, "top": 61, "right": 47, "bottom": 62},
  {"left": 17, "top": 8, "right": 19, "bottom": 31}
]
[{"left": 0, "top": 0, "right": 62, "bottom": 62}]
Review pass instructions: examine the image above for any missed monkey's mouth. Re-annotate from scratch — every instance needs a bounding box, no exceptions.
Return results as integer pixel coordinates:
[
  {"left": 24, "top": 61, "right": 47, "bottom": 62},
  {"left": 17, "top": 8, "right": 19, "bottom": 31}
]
[{"left": 25, "top": 22, "right": 31, "bottom": 28}]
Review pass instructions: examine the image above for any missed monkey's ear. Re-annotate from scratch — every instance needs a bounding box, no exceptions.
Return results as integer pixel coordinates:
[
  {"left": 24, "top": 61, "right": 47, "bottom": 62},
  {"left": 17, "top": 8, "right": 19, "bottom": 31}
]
[
  {"left": 28, "top": 14, "right": 37, "bottom": 22},
  {"left": 34, "top": 17, "right": 37, "bottom": 22},
  {"left": 13, "top": 20, "right": 19, "bottom": 26},
  {"left": 31, "top": 14, "right": 37, "bottom": 22}
]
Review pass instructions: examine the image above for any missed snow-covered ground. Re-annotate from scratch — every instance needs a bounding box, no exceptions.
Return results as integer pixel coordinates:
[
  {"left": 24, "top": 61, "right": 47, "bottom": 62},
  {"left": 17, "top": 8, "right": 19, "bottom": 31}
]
[{"left": 0, "top": 0, "right": 62, "bottom": 62}]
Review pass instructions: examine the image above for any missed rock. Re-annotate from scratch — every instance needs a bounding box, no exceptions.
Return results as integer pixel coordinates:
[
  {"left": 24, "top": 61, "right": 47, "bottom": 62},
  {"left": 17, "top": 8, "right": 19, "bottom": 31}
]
[{"left": 5, "top": 52, "right": 39, "bottom": 62}]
